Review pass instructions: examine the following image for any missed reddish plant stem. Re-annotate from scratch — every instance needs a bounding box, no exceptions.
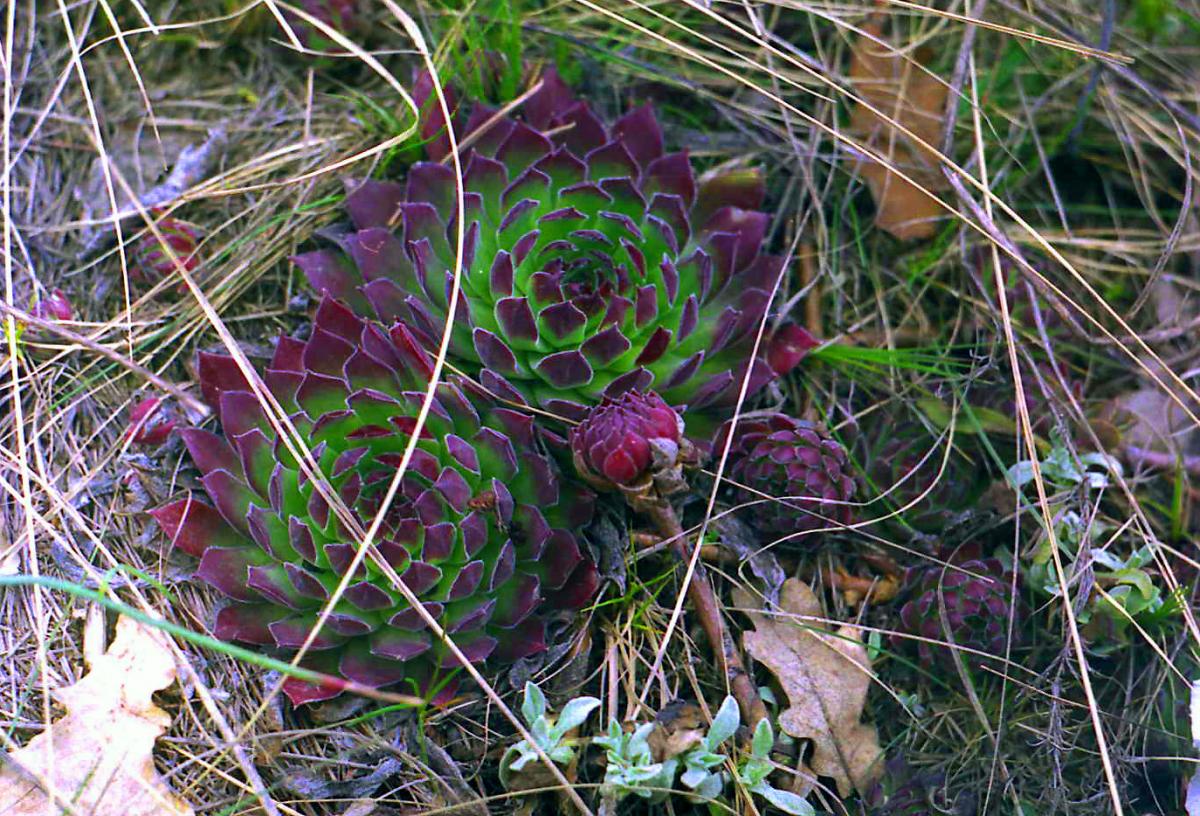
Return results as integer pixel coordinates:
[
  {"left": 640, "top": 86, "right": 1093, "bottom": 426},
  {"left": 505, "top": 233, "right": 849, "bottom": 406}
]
[{"left": 641, "top": 501, "right": 767, "bottom": 727}]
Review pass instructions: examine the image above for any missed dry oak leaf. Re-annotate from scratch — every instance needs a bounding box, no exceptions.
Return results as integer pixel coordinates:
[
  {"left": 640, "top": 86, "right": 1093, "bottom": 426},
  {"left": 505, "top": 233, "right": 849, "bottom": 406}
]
[
  {"left": 739, "top": 578, "right": 883, "bottom": 797},
  {"left": 0, "top": 614, "right": 195, "bottom": 816},
  {"left": 849, "top": 17, "right": 949, "bottom": 241}
]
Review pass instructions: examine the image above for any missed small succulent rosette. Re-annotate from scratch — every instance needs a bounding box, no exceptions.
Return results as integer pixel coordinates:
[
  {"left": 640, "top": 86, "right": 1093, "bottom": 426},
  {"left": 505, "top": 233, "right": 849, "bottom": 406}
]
[
  {"left": 126, "top": 397, "right": 179, "bottom": 447},
  {"left": 30, "top": 288, "right": 73, "bottom": 322},
  {"left": 295, "top": 67, "right": 816, "bottom": 427},
  {"left": 714, "top": 413, "right": 857, "bottom": 542},
  {"left": 152, "top": 297, "right": 599, "bottom": 704},
  {"left": 133, "top": 215, "right": 201, "bottom": 287},
  {"left": 895, "top": 542, "right": 1021, "bottom": 670},
  {"left": 283, "top": 0, "right": 361, "bottom": 51}
]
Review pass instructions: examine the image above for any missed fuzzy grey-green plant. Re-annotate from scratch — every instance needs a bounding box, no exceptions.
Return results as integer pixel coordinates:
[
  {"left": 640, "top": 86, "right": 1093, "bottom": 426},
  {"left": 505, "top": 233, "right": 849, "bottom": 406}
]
[
  {"left": 594, "top": 719, "right": 677, "bottom": 804},
  {"left": 734, "top": 718, "right": 814, "bottom": 816},
  {"left": 499, "top": 681, "right": 601, "bottom": 788},
  {"left": 678, "top": 694, "right": 739, "bottom": 801}
]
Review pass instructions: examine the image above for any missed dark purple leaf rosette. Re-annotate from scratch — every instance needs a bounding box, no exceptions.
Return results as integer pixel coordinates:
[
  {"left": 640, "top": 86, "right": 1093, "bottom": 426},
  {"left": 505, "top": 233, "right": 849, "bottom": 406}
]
[
  {"left": 151, "top": 296, "right": 598, "bottom": 705},
  {"left": 714, "top": 413, "right": 857, "bottom": 539},
  {"left": 570, "top": 390, "right": 683, "bottom": 487},
  {"left": 295, "top": 67, "right": 816, "bottom": 426},
  {"left": 283, "top": 0, "right": 361, "bottom": 49},
  {"left": 895, "top": 542, "right": 1021, "bottom": 669}
]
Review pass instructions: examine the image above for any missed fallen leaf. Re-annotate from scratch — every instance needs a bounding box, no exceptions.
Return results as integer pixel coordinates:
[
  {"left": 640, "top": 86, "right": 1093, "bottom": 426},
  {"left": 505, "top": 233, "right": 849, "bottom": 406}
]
[
  {"left": 848, "top": 17, "right": 949, "bottom": 241},
  {"left": 739, "top": 578, "right": 883, "bottom": 796},
  {"left": 0, "top": 614, "right": 194, "bottom": 816},
  {"left": 646, "top": 700, "right": 706, "bottom": 762}
]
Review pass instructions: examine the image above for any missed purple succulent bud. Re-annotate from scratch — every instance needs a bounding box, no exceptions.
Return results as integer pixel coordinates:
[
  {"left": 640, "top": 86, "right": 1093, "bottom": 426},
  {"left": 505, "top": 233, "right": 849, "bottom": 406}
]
[
  {"left": 297, "top": 68, "right": 816, "bottom": 426},
  {"left": 134, "top": 216, "right": 200, "bottom": 285},
  {"left": 30, "top": 288, "right": 73, "bottom": 322},
  {"left": 715, "top": 413, "right": 857, "bottom": 540},
  {"left": 150, "top": 296, "right": 599, "bottom": 705},
  {"left": 570, "top": 390, "right": 683, "bottom": 486},
  {"left": 284, "top": 0, "right": 360, "bottom": 49},
  {"left": 126, "top": 397, "right": 178, "bottom": 447}
]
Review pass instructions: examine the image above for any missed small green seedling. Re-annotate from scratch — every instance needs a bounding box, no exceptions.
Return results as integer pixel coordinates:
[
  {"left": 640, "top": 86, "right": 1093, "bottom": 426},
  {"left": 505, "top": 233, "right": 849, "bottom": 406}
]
[
  {"left": 498, "top": 681, "right": 601, "bottom": 789},
  {"left": 1006, "top": 438, "right": 1121, "bottom": 492},
  {"left": 594, "top": 719, "right": 678, "bottom": 804},
  {"left": 734, "top": 718, "right": 815, "bottom": 815},
  {"left": 678, "top": 695, "right": 739, "bottom": 801}
]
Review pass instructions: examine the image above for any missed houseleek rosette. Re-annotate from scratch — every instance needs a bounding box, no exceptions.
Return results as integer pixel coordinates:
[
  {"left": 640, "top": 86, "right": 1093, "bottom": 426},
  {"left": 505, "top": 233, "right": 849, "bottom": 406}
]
[
  {"left": 152, "top": 297, "right": 598, "bottom": 704},
  {"left": 295, "top": 68, "right": 815, "bottom": 425},
  {"left": 715, "top": 414, "right": 857, "bottom": 539}
]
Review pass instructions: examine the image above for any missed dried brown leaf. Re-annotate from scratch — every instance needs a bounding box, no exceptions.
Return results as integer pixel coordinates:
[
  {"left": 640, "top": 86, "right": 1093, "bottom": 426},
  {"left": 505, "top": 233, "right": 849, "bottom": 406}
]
[
  {"left": 0, "top": 615, "right": 194, "bottom": 816},
  {"left": 739, "top": 579, "right": 883, "bottom": 796},
  {"left": 646, "top": 701, "right": 706, "bottom": 762},
  {"left": 849, "top": 19, "right": 949, "bottom": 240}
]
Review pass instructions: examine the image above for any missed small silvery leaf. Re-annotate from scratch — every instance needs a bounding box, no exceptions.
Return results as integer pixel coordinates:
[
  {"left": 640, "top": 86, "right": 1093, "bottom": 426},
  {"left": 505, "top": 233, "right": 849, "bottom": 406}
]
[
  {"left": 552, "top": 696, "right": 601, "bottom": 739},
  {"left": 1080, "top": 451, "right": 1122, "bottom": 477},
  {"left": 751, "top": 718, "right": 774, "bottom": 758},
  {"left": 694, "top": 772, "right": 725, "bottom": 801},
  {"left": 1091, "top": 548, "right": 1126, "bottom": 571},
  {"left": 549, "top": 744, "right": 575, "bottom": 765},
  {"left": 681, "top": 766, "right": 708, "bottom": 789},
  {"left": 522, "top": 681, "right": 546, "bottom": 725},
  {"left": 531, "top": 716, "right": 551, "bottom": 748},
  {"left": 754, "top": 782, "right": 815, "bottom": 815},
  {"left": 1005, "top": 460, "right": 1035, "bottom": 488},
  {"left": 705, "top": 695, "right": 740, "bottom": 749},
  {"left": 508, "top": 748, "right": 535, "bottom": 773}
]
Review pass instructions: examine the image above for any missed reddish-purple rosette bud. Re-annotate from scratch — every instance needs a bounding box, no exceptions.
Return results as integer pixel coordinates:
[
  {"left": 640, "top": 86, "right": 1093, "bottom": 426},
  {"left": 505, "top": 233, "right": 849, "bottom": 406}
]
[
  {"left": 284, "top": 0, "right": 360, "bottom": 49},
  {"left": 715, "top": 413, "right": 857, "bottom": 540},
  {"left": 134, "top": 217, "right": 200, "bottom": 284},
  {"left": 296, "top": 67, "right": 815, "bottom": 427},
  {"left": 126, "top": 397, "right": 178, "bottom": 446},
  {"left": 570, "top": 390, "right": 683, "bottom": 487},
  {"left": 30, "top": 288, "right": 73, "bottom": 322},
  {"left": 894, "top": 542, "right": 1022, "bottom": 669},
  {"left": 150, "top": 296, "right": 599, "bottom": 706}
]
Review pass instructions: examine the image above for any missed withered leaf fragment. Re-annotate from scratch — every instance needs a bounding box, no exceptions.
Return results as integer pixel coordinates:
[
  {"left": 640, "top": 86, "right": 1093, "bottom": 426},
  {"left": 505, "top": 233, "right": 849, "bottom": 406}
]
[
  {"left": 849, "top": 18, "right": 950, "bottom": 241},
  {"left": 739, "top": 578, "right": 883, "bottom": 796}
]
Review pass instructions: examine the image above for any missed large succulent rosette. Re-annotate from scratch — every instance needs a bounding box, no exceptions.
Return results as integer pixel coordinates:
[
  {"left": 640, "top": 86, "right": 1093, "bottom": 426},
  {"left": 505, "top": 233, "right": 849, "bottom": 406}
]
[
  {"left": 295, "top": 68, "right": 815, "bottom": 424},
  {"left": 151, "top": 297, "right": 598, "bottom": 704}
]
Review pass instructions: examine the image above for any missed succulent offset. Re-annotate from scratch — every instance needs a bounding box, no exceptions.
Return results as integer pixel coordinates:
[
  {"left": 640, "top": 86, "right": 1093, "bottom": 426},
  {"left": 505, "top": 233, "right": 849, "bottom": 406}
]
[
  {"left": 570, "top": 390, "right": 682, "bottom": 487},
  {"left": 296, "top": 68, "right": 815, "bottom": 425},
  {"left": 30, "top": 288, "right": 73, "bottom": 322},
  {"left": 896, "top": 543, "right": 1019, "bottom": 668},
  {"left": 859, "top": 420, "right": 980, "bottom": 532},
  {"left": 284, "top": 0, "right": 361, "bottom": 49},
  {"left": 127, "top": 397, "right": 178, "bottom": 447},
  {"left": 134, "top": 215, "right": 200, "bottom": 285},
  {"left": 865, "top": 757, "right": 950, "bottom": 816},
  {"left": 715, "top": 414, "right": 856, "bottom": 539},
  {"left": 151, "top": 297, "right": 598, "bottom": 704}
]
